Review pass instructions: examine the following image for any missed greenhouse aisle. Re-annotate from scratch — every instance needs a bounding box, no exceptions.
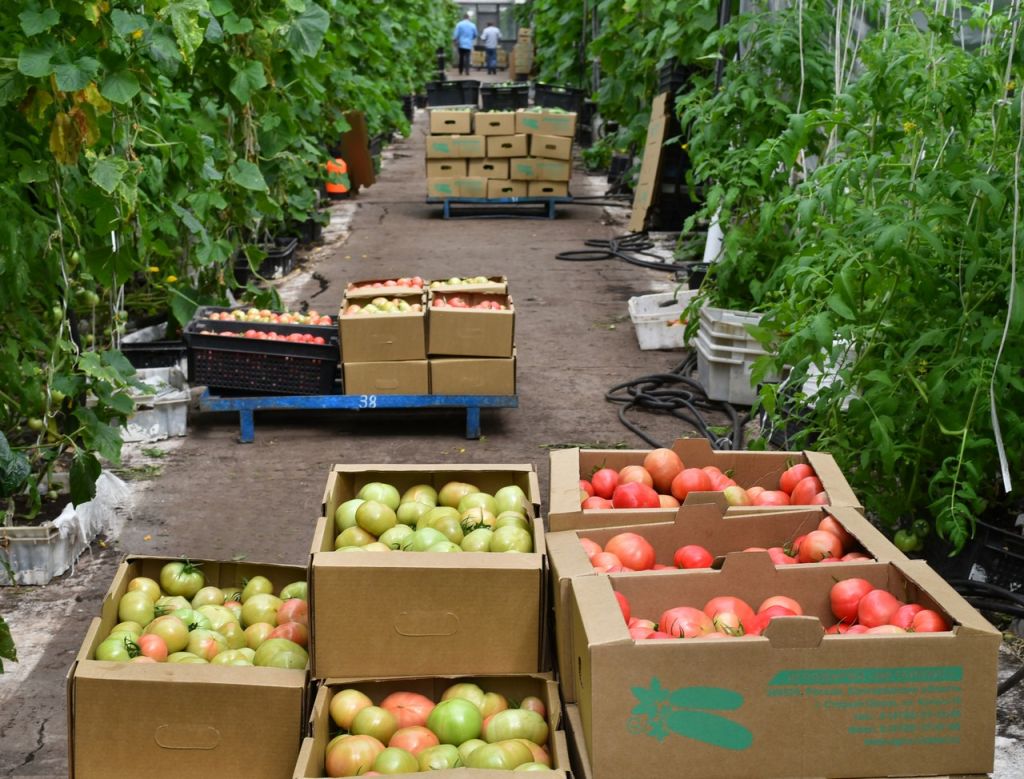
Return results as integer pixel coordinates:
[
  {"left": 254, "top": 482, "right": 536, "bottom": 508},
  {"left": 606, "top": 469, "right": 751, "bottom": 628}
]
[{"left": 0, "top": 101, "right": 693, "bottom": 776}]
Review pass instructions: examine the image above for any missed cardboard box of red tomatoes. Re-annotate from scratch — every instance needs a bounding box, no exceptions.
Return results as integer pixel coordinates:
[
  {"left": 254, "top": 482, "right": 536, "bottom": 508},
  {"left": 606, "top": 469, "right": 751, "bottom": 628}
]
[
  {"left": 426, "top": 291, "right": 515, "bottom": 358},
  {"left": 293, "top": 674, "right": 571, "bottom": 777},
  {"left": 568, "top": 554, "right": 1000, "bottom": 779},
  {"left": 546, "top": 501, "right": 909, "bottom": 704},
  {"left": 67, "top": 556, "right": 309, "bottom": 779},
  {"left": 547, "top": 438, "right": 862, "bottom": 531},
  {"left": 309, "top": 464, "right": 548, "bottom": 680}
]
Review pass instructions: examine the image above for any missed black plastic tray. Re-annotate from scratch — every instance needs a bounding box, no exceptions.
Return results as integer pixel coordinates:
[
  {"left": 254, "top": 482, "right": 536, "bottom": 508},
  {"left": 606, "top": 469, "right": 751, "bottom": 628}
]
[
  {"left": 927, "top": 519, "right": 1024, "bottom": 592},
  {"left": 533, "top": 83, "right": 584, "bottom": 114},
  {"left": 480, "top": 84, "right": 530, "bottom": 111},
  {"left": 185, "top": 320, "right": 339, "bottom": 396},
  {"left": 121, "top": 340, "right": 187, "bottom": 369},
  {"left": 233, "top": 237, "right": 299, "bottom": 284},
  {"left": 193, "top": 306, "right": 336, "bottom": 336},
  {"left": 426, "top": 80, "right": 479, "bottom": 107}
]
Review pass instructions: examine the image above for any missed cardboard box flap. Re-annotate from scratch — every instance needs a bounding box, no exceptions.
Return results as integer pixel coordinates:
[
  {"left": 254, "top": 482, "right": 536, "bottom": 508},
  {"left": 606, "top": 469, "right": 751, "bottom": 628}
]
[
  {"left": 314, "top": 549, "right": 540, "bottom": 572},
  {"left": 549, "top": 447, "right": 584, "bottom": 515},
  {"left": 570, "top": 575, "right": 633, "bottom": 648},
  {"left": 761, "top": 616, "right": 826, "bottom": 649},
  {"left": 890, "top": 559, "right": 1002, "bottom": 636},
  {"left": 804, "top": 449, "right": 860, "bottom": 505},
  {"left": 292, "top": 738, "right": 319, "bottom": 779}
]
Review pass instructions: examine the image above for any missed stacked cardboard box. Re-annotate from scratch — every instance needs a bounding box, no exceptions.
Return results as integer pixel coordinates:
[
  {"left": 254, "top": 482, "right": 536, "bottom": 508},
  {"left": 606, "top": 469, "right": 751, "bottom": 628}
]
[
  {"left": 508, "top": 108, "right": 577, "bottom": 197},
  {"left": 512, "top": 27, "right": 533, "bottom": 77},
  {"left": 339, "top": 280, "right": 428, "bottom": 394},
  {"left": 428, "top": 275, "right": 516, "bottom": 394},
  {"left": 425, "top": 107, "right": 487, "bottom": 199}
]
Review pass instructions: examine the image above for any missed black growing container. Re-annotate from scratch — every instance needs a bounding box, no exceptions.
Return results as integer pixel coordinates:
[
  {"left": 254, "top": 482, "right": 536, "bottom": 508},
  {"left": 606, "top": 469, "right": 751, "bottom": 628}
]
[
  {"left": 426, "top": 80, "right": 477, "bottom": 107},
  {"left": 292, "top": 217, "right": 323, "bottom": 247},
  {"left": 533, "top": 83, "right": 585, "bottom": 114},
  {"left": 233, "top": 237, "right": 298, "bottom": 284},
  {"left": 121, "top": 340, "right": 187, "bottom": 369},
  {"left": 480, "top": 84, "right": 529, "bottom": 111},
  {"left": 925, "top": 519, "right": 1024, "bottom": 592}
]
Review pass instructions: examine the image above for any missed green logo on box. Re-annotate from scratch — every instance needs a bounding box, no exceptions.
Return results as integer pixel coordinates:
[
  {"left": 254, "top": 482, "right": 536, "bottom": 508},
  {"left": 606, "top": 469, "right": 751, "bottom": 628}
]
[
  {"left": 433, "top": 143, "right": 451, "bottom": 153},
  {"left": 630, "top": 678, "right": 752, "bottom": 751}
]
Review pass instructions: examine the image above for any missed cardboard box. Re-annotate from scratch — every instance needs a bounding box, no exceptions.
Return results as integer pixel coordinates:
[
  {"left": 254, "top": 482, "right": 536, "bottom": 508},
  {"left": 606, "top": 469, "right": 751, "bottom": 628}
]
[
  {"left": 547, "top": 438, "right": 862, "bottom": 531},
  {"left": 509, "top": 158, "right": 571, "bottom": 182},
  {"left": 344, "top": 277, "right": 426, "bottom": 299},
  {"left": 339, "top": 292, "right": 426, "bottom": 362},
  {"left": 528, "top": 181, "right": 569, "bottom": 197},
  {"left": 486, "top": 134, "right": 529, "bottom": 158},
  {"left": 453, "top": 176, "right": 487, "bottom": 198},
  {"left": 426, "top": 135, "right": 486, "bottom": 159},
  {"left": 428, "top": 275, "right": 508, "bottom": 295},
  {"left": 426, "top": 159, "right": 468, "bottom": 178},
  {"left": 487, "top": 179, "right": 529, "bottom": 199},
  {"left": 530, "top": 134, "right": 573, "bottom": 160},
  {"left": 311, "top": 464, "right": 546, "bottom": 679},
  {"left": 430, "top": 354, "right": 516, "bottom": 396},
  {"left": 569, "top": 555, "right": 1000, "bottom": 779},
  {"left": 427, "top": 177, "right": 459, "bottom": 198},
  {"left": 294, "top": 674, "right": 570, "bottom": 778},
  {"left": 475, "top": 111, "right": 517, "bottom": 136},
  {"left": 429, "top": 109, "right": 473, "bottom": 135},
  {"left": 469, "top": 158, "right": 510, "bottom": 179},
  {"left": 516, "top": 109, "right": 577, "bottom": 137},
  {"left": 427, "top": 292, "right": 515, "bottom": 357},
  {"left": 67, "top": 556, "right": 308, "bottom": 779},
  {"left": 547, "top": 502, "right": 908, "bottom": 703},
  {"left": 343, "top": 360, "right": 429, "bottom": 395}
]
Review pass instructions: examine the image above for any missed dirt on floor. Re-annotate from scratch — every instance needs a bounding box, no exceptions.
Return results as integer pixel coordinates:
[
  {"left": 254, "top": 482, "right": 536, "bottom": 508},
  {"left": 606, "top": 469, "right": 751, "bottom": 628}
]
[{"left": 2, "top": 82, "right": 1022, "bottom": 779}]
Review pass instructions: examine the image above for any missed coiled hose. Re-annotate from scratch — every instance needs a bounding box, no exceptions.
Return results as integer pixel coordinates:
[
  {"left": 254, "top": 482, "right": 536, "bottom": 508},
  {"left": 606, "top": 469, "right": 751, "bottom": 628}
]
[{"left": 948, "top": 579, "right": 1024, "bottom": 695}]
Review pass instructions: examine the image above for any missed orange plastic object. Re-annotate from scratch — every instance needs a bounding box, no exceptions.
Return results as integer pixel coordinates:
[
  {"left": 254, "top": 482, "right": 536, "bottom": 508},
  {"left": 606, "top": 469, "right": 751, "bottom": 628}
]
[{"left": 325, "top": 157, "right": 349, "bottom": 194}]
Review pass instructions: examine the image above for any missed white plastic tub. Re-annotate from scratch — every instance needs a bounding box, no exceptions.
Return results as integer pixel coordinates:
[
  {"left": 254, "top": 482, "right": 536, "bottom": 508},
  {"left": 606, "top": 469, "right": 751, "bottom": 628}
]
[
  {"left": 695, "top": 329, "right": 777, "bottom": 406},
  {"left": 627, "top": 290, "right": 699, "bottom": 350},
  {"left": 122, "top": 367, "right": 190, "bottom": 443}
]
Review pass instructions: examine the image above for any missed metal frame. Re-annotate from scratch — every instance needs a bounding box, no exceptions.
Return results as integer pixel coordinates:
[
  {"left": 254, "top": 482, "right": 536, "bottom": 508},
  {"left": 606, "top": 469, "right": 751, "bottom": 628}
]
[
  {"left": 426, "top": 196, "right": 572, "bottom": 219},
  {"left": 199, "top": 389, "right": 518, "bottom": 442}
]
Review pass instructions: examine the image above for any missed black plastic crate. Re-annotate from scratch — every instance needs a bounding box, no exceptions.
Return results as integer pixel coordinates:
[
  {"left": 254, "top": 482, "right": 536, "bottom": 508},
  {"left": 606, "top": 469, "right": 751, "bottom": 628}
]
[
  {"left": 233, "top": 237, "right": 298, "bottom": 284},
  {"left": 121, "top": 340, "right": 187, "bottom": 369},
  {"left": 533, "top": 83, "right": 584, "bottom": 114},
  {"left": 658, "top": 58, "right": 696, "bottom": 95},
  {"left": 480, "top": 84, "right": 529, "bottom": 111},
  {"left": 185, "top": 320, "right": 339, "bottom": 396},
  {"left": 193, "top": 306, "right": 336, "bottom": 336},
  {"left": 426, "top": 80, "right": 475, "bottom": 107},
  {"left": 291, "top": 217, "right": 323, "bottom": 246},
  {"left": 929, "top": 519, "right": 1024, "bottom": 592}
]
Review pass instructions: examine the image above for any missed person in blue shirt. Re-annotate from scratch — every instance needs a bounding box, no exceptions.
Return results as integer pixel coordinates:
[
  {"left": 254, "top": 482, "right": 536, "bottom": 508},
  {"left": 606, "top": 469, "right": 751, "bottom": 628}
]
[
  {"left": 452, "top": 13, "right": 478, "bottom": 76},
  {"left": 479, "top": 22, "right": 502, "bottom": 75}
]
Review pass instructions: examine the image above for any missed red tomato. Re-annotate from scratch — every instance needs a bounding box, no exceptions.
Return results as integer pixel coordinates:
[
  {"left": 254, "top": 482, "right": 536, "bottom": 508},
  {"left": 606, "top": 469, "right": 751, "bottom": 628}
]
[
  {"left": 752, "top": 490, "right": 791, "bottom": 506},
  {"left": 866, "top": 624, "right": 905, "bottom": 635},
  {"left": 790, "top": 476, "right": 825, "bottom": 505},
  {"left": 788, "top": 534, "right": 806, "bottom": 558},
  {"left": 702, "top": 596, "right": 755, "bottom": 623},
  {"left": 326, "top": 735, "right": 386, "bottom": 778},
  {"left": 277, "top": 598, "right": 308, "bottom": 627},
  {"left": 611, "top": 481, "right": 660, "bottom": 509},
  {"left": 673, "top": 544, "right": 713, "bottom": 569},
  {"left": 658, "top": 494, "right": 681, "bottom": 508},
  {"left": 269, "top": 621, "right": 308, "bottom": 647},
  {"left": 651, "top": 563, "right": 675, "bottom": 570},
  {"left": 380, "top": 691, "right": 435, "bottom": 729},
  {"left": 136, "top": 633, "right": 168, "bottom": 662},
  {"left": 746, "top": 485, "right": 766, "bottom": 501},
  {"left": 910, "top": 609, "right": 950, "bottom": 633},
  {"left": 845, "top": 624, "right": 870, "bottom": 634},
  {"left": 579, "top": 479, "right": 594, "bottom": 497},
  {"left": 759, "top": 605, "right": 798, "bottom": 620},
  {"left": 388, "top": 726, "right": 439, "bottom": 755},
  {"left": 659, "top": 606, "right": 714, "bottom": 637},
  {"left": 670, "top": 468, "right": 713, "bottom": 501},
  {"left": 829, "top": 578, "right": 875, "bottom": 622},
  {"left": 582, "top": 496, "right": 614, "bottom": 510},
  {"left": 647, "top": 630, "right": 675, "bottom": 640},
  {"left": 778, "top": 463, "right": 815, "bottom": 494},
  {"left": 618, "top": 464, "right": 654, "bottom": 488},
  {"left": 330, "top": 688, "right": 373, "bottom": 730},
  {"left": 797, "top": 529, "right": 845, "bottom": 562},
  {"left": 766, "top": 547, "right": 796, "bottom": 565},
  {"left": 591, "top": 551, "right": 623, "bottom": 572},
  {"left": 841, "top": 552, "right": 872, "bottom": 561},
  {"left": 825, "top": 623, "right": 849, "bottom": 634},
  {"left": 614, "top": 591, "right": 631, "bottom": 623},
  {"left": 519, "top": 696, "right": 546, "bottom": 719},
  {"left": 710, "top": 611, "right": 744, "bottom": 636},
  {"left": 604, "top": 532, "right": 656, "bottom": 570},
  {"left": 578, "top": 537, "right": 603, "bottom": 559},
  {"left": 887, "top": 603, "right": 924, "bottom": 629},
  {"left": 758, "top": 595, "right": 803, "bottom": 615},
  {"left": 642, "top": 448, "right": 685, "bottom": 493},
  {"left": 628, "top": 618, "right": 656, "bottom": 630},
  {"left": 809, "top": 491, "right": 830, "bottom": 505},
  {"left": 857, "top": 589, "right": 902, "bottom": 627},
  {"left": 817, "top": 515, "right": 854, "bottom": 550},
  {"left": 590, "top": 468, "right": 619, "bottom": 499}
]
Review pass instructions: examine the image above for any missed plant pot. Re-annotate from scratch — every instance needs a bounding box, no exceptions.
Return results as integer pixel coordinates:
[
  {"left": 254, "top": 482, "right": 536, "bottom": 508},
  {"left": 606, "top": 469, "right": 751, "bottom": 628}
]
[{"left": 233, "top": 236, "right": 299, "bottom": 284}]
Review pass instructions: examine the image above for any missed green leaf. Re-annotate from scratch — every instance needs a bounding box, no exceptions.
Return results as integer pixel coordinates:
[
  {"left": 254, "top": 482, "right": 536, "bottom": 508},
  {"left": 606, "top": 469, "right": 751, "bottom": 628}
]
[
  {"left": 111, "top": 9, "right": 147, "bottom": 37},
  {"left": 18, "top": 160, "right": 50, "bottom": 184},
  {"left": 17, "top": 44, "right": 56, "bottom": 78},
  {"left": 209, "top": 0, "right": 233, "bottom": 15},
  {"left": 284, "top": 0, "right": 307, "bottom": 10},
  {"left": 73, "top": 407, "right": 123, "bottom": 464},
  {"left": 19, "top": 8, "right": 60, "bottom": 36},
  {"left": 228, "top": 159, "right": 267, "bottom": 191},
  {"left": 164, "top": 0, "right": 210, "bottom": 68},
  {"left": 54, "top": 56, "right": 100, "bottom": 92},
  {"left": 89, "top": 157, "right": 130, "bottom": 194},
  {"left": 223, "top": 13, "right": 254, "bottom": 35},
  {"left": 0, "top": 615, "right": 17, "bottom": 667},
  {"left": 169, "top": 286, "right": 200, "bottom": 325},
  {"left": 69, "top": 450, "right": 102, "bottom": 506},
  {"left": 287, "top": 3, "right": 330, "bottom": 57},
  {"left": 826, "top": 293, "right": 856, "bottom": 321},
  {"left": 0, "top": 431, "right": 31, "bottom": 498},
  {"left": 100, "top": 70, "right": 141, "bottom": 104},
  {"left": 229, "top": 60, "right": 266, "bottom": 103}
]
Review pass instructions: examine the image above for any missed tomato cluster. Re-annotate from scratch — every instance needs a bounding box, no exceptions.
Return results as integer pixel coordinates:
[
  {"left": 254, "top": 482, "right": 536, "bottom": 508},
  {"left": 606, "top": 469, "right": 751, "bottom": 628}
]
[
  {"left": 343, "top": 298, "right": 424, "bottom": 315},
  {"left": 213, "top": 330, "right": 327, "bottom": 344},
  {"left": 579, "top": 451, "right": 830, "bottom": 509},
  {"left": 325, "top": 682, "right": 552, "bottom": 775},
  {"left": 428, "top": 276, "right": 494, "bottom": 288},
  {"left": 346, "top": 277, "right": 426, "bottom": 293},
  {"left": 206, "top": 307, "right": 333, "bottom": 326},
  {"left": 615, "top": 582, "right": 950, "bottom": 641},
  {"left": 580, "top": 514, "right": 870, "bottom": 574},
  {"left": 333, "top": 481, "right": 534, "bottom": 554},
  {"left": 431, "top": 296, "right": 508, "bottom": 310},
  {"left": 95, "top": 561, "right": 309, "bottom": 669}
]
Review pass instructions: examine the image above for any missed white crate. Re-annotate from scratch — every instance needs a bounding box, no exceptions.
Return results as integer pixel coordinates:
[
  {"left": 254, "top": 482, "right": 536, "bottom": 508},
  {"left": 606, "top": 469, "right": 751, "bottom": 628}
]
[
  {"left": 122, "top": 367, "right": 190, "bottom": 443},
  {"left": 695, "top": 330, "right": 777, "bottom": 406},
  {"left": 627, "top": 290, "right": 699, "bottom": 350},
  {"left": 698, "top": 305, "right": 764, "bottom": 347}
]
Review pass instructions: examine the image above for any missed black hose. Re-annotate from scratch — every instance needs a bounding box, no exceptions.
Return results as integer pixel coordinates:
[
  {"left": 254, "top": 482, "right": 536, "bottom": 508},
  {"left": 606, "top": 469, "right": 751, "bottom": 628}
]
[
  {"left": 556, "top": 232, "right": 684, "bottom": 272},
  {"left": 605, "top": 353, "right": 747, "bottom": 450},
  {"left": 948, "top": 579, "right": 1024, "bottom": 695}
]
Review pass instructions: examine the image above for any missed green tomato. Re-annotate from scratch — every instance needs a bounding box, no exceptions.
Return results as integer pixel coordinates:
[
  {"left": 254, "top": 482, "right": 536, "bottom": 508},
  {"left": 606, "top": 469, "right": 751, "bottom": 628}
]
[
  {"left": 356, "top": 481, "right": 401, "bottom": 510},
  {"left": 400, "top": 484, "right": 437, "bottom": 506},
  {"left": 426, "top": 541, "right": 463, "bottom": 553},
  {"left": 405, "top": 527, "right": 447, "bottom": 552},
  {"left": 378, "top": 524, "right": 414, "bottom": 549},
  {"left": 253, "top": 637, "right": 308, "bottom": 669},
  {"left": 458, "top": 492, "right": 497, "bottom": 516},
  {"left": 373, "top": 746, "right": 419, "bottom": 774},
  {"left": 396, "top": 500, "right": 432, "bottom": 527},
  {"left": 160, "top": 560, "right": 205, "bottom": 599},
  {"left": 427, "top": 698, "right": 483, "bottom": 745},
  {"left": 417, "top": 744, "right": 462, "bottom": 772},
  {"left": 118, "top": 590, "right": 155, "bottom": 625},
  {"left": 334, "top": 498, "right": 365, "bottom": 533},
  {"left": 465, "top": 740, "right": 534, "bottom": 770},
  {"left": 911, "top": 519, "right": 932, "bottom": 539},
  {"left": 490, "top": 525, "right": 534, "bottom": 553},
  {"left": 279, "top": 581, "right": 307, "bottom": 601},
  {"left": 95, "top": 637, "right": 132, "bottom": 662},
  {"left": 461, "top": 528, "right": 493, "bottom": 552},
  {"left": 494, "top": 484, "right": 530, "bottom": 515},
  {"left": 336, "top": 526, "right": 376, "bottom": 548},
  {"left": 356, "top": 500, "right": 397, "bottom": 537},
  {"left": 241, "top": 575, "right": 273, "bottom": 603},
  {"left": 167, "top": 651, "right": 208, "bottom": 664},
  {"left": 893, "top": 529, "right": 923, "bottom": 553}
]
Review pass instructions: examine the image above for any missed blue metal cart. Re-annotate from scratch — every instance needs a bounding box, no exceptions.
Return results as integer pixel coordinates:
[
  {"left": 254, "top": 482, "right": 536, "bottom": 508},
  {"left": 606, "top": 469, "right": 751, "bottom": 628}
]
[
  {"left": 199, "top": 389, "right": 518, "bottom": 442},
  {"left": 426, "top": 196, "right": 572, "bottom": 219}
]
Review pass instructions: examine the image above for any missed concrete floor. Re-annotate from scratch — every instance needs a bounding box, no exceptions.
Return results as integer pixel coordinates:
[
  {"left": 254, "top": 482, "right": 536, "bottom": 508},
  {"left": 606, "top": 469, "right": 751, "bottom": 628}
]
[{"left": 2, "top": 73, "right": 1022, "bottom": 778}]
